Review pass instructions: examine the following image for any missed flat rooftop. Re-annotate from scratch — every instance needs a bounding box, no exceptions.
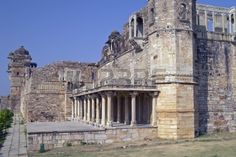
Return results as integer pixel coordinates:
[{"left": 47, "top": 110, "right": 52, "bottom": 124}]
[
  {"left": 27, "top": 121, "right": 104, "bottom": 134},
  {"left": 27, "top": 121, "right": 156, "bottom": 134}
]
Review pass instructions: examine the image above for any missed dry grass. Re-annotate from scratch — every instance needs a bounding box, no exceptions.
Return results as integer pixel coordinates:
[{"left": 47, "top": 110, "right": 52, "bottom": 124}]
[{"left": 29, "top": 132, "right": 236, "bottom": 157}]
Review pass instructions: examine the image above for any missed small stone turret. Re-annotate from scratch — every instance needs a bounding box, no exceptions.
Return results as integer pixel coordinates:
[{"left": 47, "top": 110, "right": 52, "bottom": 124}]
[{"left": 7, "top": 46, "right": 37, "bottom": 111}]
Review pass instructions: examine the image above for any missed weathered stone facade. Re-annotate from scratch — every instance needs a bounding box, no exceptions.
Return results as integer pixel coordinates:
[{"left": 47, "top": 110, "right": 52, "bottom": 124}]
[
  {"left": 28, "top": 126, "right": 157, "bottom": 151},
  {"left": 19, "top": 61, "right": 97, "bottom": 122},
  {"left": 0, "top": 96, "right": 10, "bottom": 109},
  {"left": 7, "top": 0, "right": 236, "bottom": 141}
]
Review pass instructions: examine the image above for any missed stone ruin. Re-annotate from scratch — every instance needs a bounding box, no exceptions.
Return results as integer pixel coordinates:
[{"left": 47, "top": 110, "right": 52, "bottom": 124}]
[{"left": 6, "top": 0, "right": 236, "bottom": 140}]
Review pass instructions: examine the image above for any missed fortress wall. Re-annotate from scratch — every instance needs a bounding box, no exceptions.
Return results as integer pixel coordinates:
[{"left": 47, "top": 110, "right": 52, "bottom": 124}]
[
  {"left": 20, "top": 62, "right": 97, "bottom": 122},
  {"left": 197, "top": 34, "right": 236, "bottom": 134},
  {"left": 97, "top": 48, "right": 151, "bottom": 86},
  {"left": 27, "top": 127, "right": 157, "bottom": 151}
]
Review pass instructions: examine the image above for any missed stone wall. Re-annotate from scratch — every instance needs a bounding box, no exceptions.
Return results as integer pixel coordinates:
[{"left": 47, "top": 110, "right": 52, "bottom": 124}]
[
  {"left": 27, "top": 127, "right": 157, "bottom": 151},
  {"left": 197, "top": 33, "right": 236, "bottom": 134},
  {"left": 0, "top": 96, "right": 10, "bottom": 109},
  {"left": 21, "top": 61, "right": 97, "bottom": 122}
]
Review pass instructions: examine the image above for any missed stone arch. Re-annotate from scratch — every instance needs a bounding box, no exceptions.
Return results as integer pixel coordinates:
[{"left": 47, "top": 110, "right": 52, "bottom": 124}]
[{"left": 129, "top": 15, "right": 144, "bottom": 39}]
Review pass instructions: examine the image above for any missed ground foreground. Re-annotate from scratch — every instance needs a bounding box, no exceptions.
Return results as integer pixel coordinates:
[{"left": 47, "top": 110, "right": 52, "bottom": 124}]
[
  {"left": 29, "top": 132, "right": 236, "bottom": 157},
  {"left": 0, "top": 114, "right": 27, "bottom": 157}
]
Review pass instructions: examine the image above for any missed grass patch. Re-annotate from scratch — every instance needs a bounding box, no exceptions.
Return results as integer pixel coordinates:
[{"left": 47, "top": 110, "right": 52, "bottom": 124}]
[{"left": 29, "top": 132, "right": 236, "bottom": 157}]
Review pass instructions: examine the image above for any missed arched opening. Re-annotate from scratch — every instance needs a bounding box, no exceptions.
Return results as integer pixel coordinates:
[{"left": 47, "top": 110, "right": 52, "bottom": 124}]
[
  {"left": 136, "top": 17, "right": 143, "bottom": 38},
  {"left": 150, "top": 8, "right": 155, "bottom": 24},
  {"left": 179, "top": 3, "right": 188, "bottom": 21}
]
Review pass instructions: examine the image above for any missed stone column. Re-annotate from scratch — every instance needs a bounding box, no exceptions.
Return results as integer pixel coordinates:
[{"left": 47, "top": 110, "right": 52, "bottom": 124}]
[
  {"left": 91, "top": 97, "right": 95, "bottom": 122},
  {"left": 74, "top": 98, "right": 77, "bottom": 118},
  {"left": 229, "top": 14, "right": 232, "bottom": 33},
  {"left": 134, "top": 15, "right": 137, "bottom": 37},
  {"left": 131, "top": 92, "right": 138, "bottom": 126},
  {"left": 212, "top": 12, "right": 215, "bottom": 32},
  {"left": 205, "top": 10, "right": 208, "bottom": 31},
  {"left": 107, "top": 92, "right": 112, "bottom": 126},
  {"left": 151, "top": 92, "right": 159, "bottom": 126},
  {"left": 71, "top": 98, "right": 74, "bottom": 120},
  {"left": 222, "top": 13, "right": 225, "bottom": 33},
  {"left": 83, "top": 98, "right": 87, "bottom": 121},
  {"left": 96, "top": 97, "right": 100, "bottom": 124},
  {"left": 234, "top": 13, "right": 236, "bottom": 33},
  {"left": 77, "top": 98, "right": 80, "bottom": 119},
  {"left": 117, "top": 95, "right": 121, "bottom": 123},
  {"left": 124, "top": 95, "right": 129, "bottom": 125},
  {"left": 129, "top": 17, "right": 132, "bottom": 39},
  {"left": 196, "top": 10, "right": 199, "bottom": 26},
  {"left": 79, "top": 99, "right": 82, "bottom": 120},
  {"left": 138, "top": 95, "right": 142, "bottom": 123},
  {"left": 87, "top": 97, "right": 91, "bottom": 122},
  {"left": 101, "top": 94, "right": 106, "bottom": 126}
]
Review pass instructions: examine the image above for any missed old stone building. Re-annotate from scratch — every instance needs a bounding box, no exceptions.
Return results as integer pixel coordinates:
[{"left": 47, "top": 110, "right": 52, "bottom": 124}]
[
  {"left": 8, "top": 47, "right": 97, "bottom": 122},
  {"left": 8, "top": 0, "right": 236, "bottom": 140}
]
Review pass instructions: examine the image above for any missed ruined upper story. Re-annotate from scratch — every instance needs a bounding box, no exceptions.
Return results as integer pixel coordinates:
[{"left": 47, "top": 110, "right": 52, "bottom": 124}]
[
  {"left": 22, "top": 61, "right": 98, "bottom": 95},
  {"left": 98, "top": 1, "right": 236, "bottom": 68}
]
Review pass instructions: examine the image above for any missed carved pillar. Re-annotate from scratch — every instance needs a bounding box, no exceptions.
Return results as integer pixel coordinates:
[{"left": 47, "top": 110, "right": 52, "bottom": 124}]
[
  {"left": 138, "top": 95, "right": 142, "bottom": 123},
  {"left": 96, "top": 97, "right": 100, "bottom": 124},
  {"left": 129, "top": 17, "right": 132, "bottom": 39},
  {"left": 134, "top": 15, "right": 137, "bottom": 37},
  {"left": 229, "top": 14, "right": 232, "bottom": 33},
  {"left": 117, "top": 95, "right": 121, "bottom": 123},
  {"left": 91, "top": 97, "right": 95, "bottom": 122},
  {"left": 71, "top": 98, "right": 74, "bottom": 120},
  {"left": 107, "top": 92, "right": 113, "bottom": 126},
  {"left": 74, "top": 97, "right": 77, "bottom": 118},
  {"left": 77, "top": 98, "right": 80, "bottom": 119},
  {"left": 221, "top": 13, "right": 225, "bottom": 33},
  {"left": 101, "top": 94, "right": 106, "bottom": 126},
  {"left": 234, "top": 13, "right": 236, "bottom": 33},
  {"left": 196, "top": 10, "right": 199, "bottom": 26},
  {"left": 87, "top": 97, "right": 91, "bottom": 122},
  {"left": 131, "top": 92, "right": 138, "bottom": 126},
  {"left": 212, "top": 12, "right": 215, "bottom": 32},
  {"left": 205, "top": 10, "right": 208, "bottom": 31},
  {"left": 124, "top": 95, "right": 129, "bottom": 125},
  {"left": 83, "top": 98, "right": 87, "bottom": 121},
  {"left": 151, "top": 92, "right": 159, "bottom": 126},
  {"left": 79, "top": 99, "right": 82, "bottom": 120}
]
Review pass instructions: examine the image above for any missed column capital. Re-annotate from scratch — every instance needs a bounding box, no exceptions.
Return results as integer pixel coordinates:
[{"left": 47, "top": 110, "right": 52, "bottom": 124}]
[
  {"left": 130, "top": 92, "right": 138, "bottom": 97},
  {"left": 149, "top": 91, "right": 159, "bottom": 97},
  {"left": 106, "top": 91, "right": 114, "bottom": 97}
]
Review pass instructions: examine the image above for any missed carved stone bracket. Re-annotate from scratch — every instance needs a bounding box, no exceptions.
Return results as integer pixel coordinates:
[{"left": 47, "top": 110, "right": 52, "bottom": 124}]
[{"left": 129, "top": 39, "right": 143, "bottom": 52}]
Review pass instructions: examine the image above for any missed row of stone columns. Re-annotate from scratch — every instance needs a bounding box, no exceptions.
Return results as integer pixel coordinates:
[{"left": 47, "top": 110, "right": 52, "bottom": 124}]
[
  {"left": 197, "top": 10, "right": 236, "bottom": 33},
  {"left": 71, "top": 92, "right": 158, "bottom": 127}
]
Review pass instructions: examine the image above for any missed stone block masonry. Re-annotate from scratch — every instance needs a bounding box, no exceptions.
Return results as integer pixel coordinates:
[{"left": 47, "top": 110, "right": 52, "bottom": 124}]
[
  {"left": 6, "top": 0, "right": 236, "bottom": 143},
  {"left": 27, "top": 122, "right": 157, "bottom": 151}
]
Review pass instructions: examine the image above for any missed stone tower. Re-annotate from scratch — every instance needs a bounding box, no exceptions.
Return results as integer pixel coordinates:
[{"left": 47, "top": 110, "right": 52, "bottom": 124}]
[
  {"left": 148, "top": 0, "right": 197, "bottom": 139},
  {"left": 7, "top": 46, "right": 35, "bottom": 112}
]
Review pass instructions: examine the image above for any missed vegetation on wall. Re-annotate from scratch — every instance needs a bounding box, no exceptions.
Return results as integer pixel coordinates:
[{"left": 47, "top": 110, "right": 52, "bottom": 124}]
[{"left": 0, "top": 109, "right": 14, "bottom": 146}]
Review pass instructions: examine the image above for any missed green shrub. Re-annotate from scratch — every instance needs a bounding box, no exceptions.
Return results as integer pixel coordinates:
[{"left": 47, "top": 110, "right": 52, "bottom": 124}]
[{"left": 0, "top": 109, "right": 14, "bottom": 134}]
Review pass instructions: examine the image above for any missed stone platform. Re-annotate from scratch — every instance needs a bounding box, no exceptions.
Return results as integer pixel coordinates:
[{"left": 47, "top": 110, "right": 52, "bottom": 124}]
[
  {"left": 27, "top": 121, "right": 104, "bottom": 133},
  {"left": 27, "top": 121, "right": 157, "bottom": 151}
]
